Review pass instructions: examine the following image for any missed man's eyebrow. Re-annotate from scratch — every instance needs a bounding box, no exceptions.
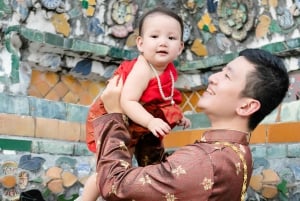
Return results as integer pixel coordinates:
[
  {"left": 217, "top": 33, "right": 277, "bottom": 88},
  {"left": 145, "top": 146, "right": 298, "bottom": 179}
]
[{"left": 226, "top": 65, "right": 234, "bottom": 75}]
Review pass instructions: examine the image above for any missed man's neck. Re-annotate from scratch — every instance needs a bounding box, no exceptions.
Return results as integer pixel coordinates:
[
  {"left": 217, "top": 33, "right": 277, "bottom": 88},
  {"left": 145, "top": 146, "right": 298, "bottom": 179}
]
[{"left": 209, "top": 118, "right": 250, "bottom": 134}]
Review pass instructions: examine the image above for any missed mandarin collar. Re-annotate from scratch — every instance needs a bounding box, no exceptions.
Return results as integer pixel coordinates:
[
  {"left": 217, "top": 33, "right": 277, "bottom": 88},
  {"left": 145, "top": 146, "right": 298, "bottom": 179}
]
[{"left": 200, "top": 129, "right": 250, "bottom": 145}]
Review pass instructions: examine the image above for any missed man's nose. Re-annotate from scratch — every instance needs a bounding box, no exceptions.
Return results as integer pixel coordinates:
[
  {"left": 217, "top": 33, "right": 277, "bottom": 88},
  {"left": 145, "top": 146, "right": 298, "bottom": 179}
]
[{"left": 208, "top": 72, "right": 218, "bottom": 84}]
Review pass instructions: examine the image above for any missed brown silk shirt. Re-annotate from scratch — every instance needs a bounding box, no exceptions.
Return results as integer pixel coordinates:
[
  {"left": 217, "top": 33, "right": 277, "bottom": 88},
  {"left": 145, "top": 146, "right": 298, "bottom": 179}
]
[{"left": 94, "top": 113, "right": 253, "bottom": 201}]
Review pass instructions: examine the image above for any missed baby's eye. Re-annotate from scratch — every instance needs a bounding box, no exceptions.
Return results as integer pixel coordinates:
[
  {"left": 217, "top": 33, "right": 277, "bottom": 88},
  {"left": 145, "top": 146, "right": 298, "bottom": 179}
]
[
  {"left": 169, "top": 36, "right": 176, "bottom": 40},
  {"left": 151, "top": 35, "right": 158, "bottom": 38}
]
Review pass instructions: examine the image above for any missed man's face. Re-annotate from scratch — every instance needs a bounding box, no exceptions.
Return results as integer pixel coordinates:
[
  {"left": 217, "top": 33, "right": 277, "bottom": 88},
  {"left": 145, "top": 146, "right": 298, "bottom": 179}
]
[{"left": 197, "top": 56, "right": 255, "bottom": 119}]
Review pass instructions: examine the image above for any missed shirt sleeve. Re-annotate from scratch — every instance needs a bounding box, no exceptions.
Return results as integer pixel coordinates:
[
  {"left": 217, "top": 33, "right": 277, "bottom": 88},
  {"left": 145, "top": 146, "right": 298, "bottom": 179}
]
[{"left": 94, "top": 113, "right": 215, "bottom": 201}]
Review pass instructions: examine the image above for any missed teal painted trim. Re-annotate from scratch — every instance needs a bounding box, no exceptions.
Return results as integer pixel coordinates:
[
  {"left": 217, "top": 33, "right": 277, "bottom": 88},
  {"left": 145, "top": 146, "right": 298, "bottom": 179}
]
[
  {"left": 0, "top": 75, "right": 8, "bottom": 83},
  {"left": 71, "top": 39, "right": 110, "bottom": 56},
  {"left": 108, "top": 47, "right": 139, "bottom": 60},
  {"left": 0, "top": 138, "right": 32, "bottom": 152},
  {"left": 0, "top": 92, "right": 88, "bottom": 123},
  {"left": 0, "top": 0, "right": 12, "bottom": 18},
  {"left": 261, "top": 37, "right": 300, "bottom": 55},
  {"left": 0, "top": 93, "right": 30, "bottom": 115},
  {"left": 179, "top": 52, "right": 238, "bottom": 72}
]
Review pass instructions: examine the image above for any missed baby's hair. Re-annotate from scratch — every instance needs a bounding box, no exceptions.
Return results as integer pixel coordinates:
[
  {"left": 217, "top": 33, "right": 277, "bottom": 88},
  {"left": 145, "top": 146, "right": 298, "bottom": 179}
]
[{"left": 138, "top": 7, "right": 184, "bottom": 41}]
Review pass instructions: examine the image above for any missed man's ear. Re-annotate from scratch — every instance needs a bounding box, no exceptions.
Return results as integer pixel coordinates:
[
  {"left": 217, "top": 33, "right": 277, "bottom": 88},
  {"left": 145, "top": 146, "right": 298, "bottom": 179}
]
[
  {"left": 136, "top": 36, "right": 143, "bottom": 53},
  {"left": 236, "top": 99, "right": 261, "bottom": 116}
]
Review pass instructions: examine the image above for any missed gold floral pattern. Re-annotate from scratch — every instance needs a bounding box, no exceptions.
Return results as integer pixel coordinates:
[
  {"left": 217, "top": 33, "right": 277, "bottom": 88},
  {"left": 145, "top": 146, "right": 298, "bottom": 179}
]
[
  {"left": 110, "top": 184, "right": 117, "bottom": 195},
  {"left": 171, "top": 165, "right": 187, "bottom": 176},
  {"left": 202, "top": 177, "right": 214, "bottom": 190},
  {"left": 164, "top": 193, "right": 178, "bottom": 201},
  {"left": 139, "top": 174, "right": 152, "bottom": 185},
  {"left": 120, "top": 160, "right": 130, "bottom": 169},
  {"left": 239, "top": 144, "right": 246, "bottom": 153},
  {"left": 119, "top": 141, "right": 128, "bottom": 151},
  {"left": 235, "top": 162, "right": 241, "bottom": 175},
  {"left": 214, "top": 145, "right": 223, "bottom": 151}
]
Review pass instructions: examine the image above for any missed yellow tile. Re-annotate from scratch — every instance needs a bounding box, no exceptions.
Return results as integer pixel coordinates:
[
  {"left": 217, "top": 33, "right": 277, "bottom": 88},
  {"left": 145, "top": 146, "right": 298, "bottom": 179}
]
[
  {"left": 250, "top": 124, "right": 267, "bottom": 144},
  {"left": 35, "top": 81, "right": 51, "bottom": 97},
  {"left": 30, "top": 70, "right": 43, "bottom": 85},
  {"left": 0, "top": 114, "right": 35, "bottom": 137},
  {"left": 51, "top": 13, "right": 70, "bottom": 37},
  {"left": 63, "top": 91, "right": 79, "bottom": 104},
  {"left": 45, "top": 90, "right": 61, "bottom": 102},
  {"left": 86, "top": 6, "right": 95, "bottom": 17},
  {"left": 53, "top": 82, "right": 69, "bottom": 98},
  {"left": 164, "top": 130, "right": 204, "bottom": 148},
  {"left": 78, "top": 91, "right": 93, "bottom": 105},
  {"left": 45, "top": 72, "right": 59, "bottom": 86},
  {"left": 35, "top": 118, "right": 59, "bottom": 139},
  {"left": 267, "top": 122, "right": 300, "bottom": 143},
  {"left": 191, "top": 38, "right": 207, "bottom": 56},
  {"left": 58, "top": 121, "right": 81, "bottom": 141},
  {"left": 62, "top": 75, "right": 77, "bottom": 89},
  {"left": 87, "top": 82, "right": 103, "bottom": 98},
  {"left": 80, "top": 123, "right": 86, "bottom": 143}
]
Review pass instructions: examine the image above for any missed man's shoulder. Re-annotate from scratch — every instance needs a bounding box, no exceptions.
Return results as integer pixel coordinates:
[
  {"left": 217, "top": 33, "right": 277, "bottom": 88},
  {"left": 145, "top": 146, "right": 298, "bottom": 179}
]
[{"left": 193, "top": 140, "right": 224, "bottom": 154}]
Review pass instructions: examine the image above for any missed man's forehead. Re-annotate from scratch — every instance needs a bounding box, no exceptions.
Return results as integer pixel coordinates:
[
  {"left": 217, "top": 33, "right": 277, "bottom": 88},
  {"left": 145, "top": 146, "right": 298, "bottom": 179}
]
[{"left": 225, "top": 57, "right": 255, "bottom": 76}]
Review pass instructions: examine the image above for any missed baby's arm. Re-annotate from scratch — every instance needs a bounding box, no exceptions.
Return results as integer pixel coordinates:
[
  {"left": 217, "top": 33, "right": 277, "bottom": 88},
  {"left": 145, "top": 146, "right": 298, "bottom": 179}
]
[{"left": 120, "top": 55, "right": 171, "bottom": 137}]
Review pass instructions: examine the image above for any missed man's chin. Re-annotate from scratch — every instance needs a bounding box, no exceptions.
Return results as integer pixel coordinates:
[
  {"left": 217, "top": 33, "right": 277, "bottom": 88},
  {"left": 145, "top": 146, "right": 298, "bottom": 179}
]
[{"left": 196, "top": 101, "right": 205, "bottom": 110}]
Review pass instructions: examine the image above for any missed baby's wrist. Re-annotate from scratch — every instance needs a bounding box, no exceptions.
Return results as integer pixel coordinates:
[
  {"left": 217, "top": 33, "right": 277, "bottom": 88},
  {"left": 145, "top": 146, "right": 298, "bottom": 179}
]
[{"left": 146, "top": 116, "right": 154, "bottom": 128}]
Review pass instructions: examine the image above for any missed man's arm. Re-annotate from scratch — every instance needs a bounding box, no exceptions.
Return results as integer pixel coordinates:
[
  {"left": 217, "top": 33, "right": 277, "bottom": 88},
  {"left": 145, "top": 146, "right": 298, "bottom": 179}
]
[
  {"left": 94, "top": 76, "right": 213, "bottom": 200},
  {"left": 94, "top": 113, "right": 214, "bottom": 200}
]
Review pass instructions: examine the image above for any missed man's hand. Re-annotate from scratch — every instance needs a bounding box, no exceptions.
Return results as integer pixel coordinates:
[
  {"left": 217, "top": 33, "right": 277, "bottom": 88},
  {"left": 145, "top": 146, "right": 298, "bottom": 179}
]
[{"left": 101, "top": 76, "right": 123, "bottom": 113}]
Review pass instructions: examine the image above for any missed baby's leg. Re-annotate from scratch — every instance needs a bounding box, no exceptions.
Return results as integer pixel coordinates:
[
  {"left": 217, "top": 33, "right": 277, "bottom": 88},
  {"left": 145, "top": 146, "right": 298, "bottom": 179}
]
[{"left": 81, "top": 172, "right": 99, "bottom": 201}]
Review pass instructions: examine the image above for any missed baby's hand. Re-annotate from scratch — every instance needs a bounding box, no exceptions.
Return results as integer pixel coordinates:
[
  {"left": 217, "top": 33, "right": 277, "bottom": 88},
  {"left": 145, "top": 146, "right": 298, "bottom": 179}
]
[
  {"left": 147, "top": 118, "right": 171, "bottom": 138},
  {"left": 177, "top": 116, "right": 191, "bottom": 129}
]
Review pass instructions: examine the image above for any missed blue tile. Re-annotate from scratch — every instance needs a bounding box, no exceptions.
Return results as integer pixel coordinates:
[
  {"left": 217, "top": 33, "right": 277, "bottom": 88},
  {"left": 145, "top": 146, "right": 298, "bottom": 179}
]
[
  {"left": 251, "top": 145, "right": 267, "bottom": 158},
  {"left": 66, "top": 103, "right": 88, "bottom": 123},
  {"left": 0, "top": 93, "right": 30, "bottom": 115},
  {"left": 266, "top": 144, "right": 287, "bottom": 159},
  {"left": 29, "top": 96, "right": 66, "bottom": 120}
]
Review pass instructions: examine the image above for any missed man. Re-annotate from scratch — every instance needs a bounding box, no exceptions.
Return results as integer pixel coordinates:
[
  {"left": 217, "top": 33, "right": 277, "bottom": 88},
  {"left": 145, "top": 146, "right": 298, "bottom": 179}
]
[{"left": 93, "top": 49, "right": 289, "bottom": 201}]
